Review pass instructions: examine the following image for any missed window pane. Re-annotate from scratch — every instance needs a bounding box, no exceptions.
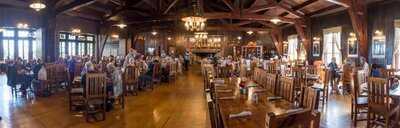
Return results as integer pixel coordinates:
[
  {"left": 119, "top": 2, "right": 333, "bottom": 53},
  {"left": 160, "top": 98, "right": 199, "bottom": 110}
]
[
  {"left": 87, "top": 43, "right": 93, "bottom": 56},
  {"left": 18, "top": 30, "right": 29, "bottom": 37},
  {"left": 78, "top": 43, "right": 85, "bottom": 56},
  {"left": 18, "top": 40, "right": 29, "bottom": 60},
  {"left": 87, "top": 36, "right": 94, "bottom": 41},
  {"left": 4, "top": 29, "right": 14, "bottom": 37},
  {"left": 288, "top": 35, "right": 298, "bottom": 61},
  {"left": 59, "top": 42, "right": 66, "bottom": 58},
  {"left": 68, "top": 42, "right": 76, "bottom": 56},
  {"left": 68, "top": 35, "right": 76, "bottom": 40},
  {"left": 78, "top": 36, "right": 86, "bottom": 41},
  {"left": 59, "top": 33, "right": 66, "bottom": 39}
]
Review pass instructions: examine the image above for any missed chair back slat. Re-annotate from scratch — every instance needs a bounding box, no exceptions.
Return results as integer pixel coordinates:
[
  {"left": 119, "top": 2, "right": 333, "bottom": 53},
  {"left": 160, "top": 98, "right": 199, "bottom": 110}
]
[
  {"left": 124, "top": 66, "right": 136, "bottom": 84},
  {"left": 368, "top": 77, "right": 389, "bottom": 108},
  {"left": 302, "top": 87, "right": 318, "bottom": 110},
  {"left": 265, "top": 73, "right": 277, "bottom": 94},
  {"left": 86, "top": 73, "right": 107, "bottom": 99},
  {"left": 278, "top": 76, "right": 295, "bottom": 102}
]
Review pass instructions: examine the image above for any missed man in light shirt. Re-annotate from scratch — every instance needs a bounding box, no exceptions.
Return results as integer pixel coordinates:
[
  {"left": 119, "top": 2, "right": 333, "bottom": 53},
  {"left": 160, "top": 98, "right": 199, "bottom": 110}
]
[{"left": 360, "top": 57, "right": 369, "bottom": 77}]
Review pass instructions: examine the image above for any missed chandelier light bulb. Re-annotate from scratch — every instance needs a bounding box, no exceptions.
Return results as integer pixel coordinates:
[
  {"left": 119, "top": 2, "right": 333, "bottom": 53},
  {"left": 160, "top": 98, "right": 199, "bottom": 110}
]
[
  {"left": 116, "top": 23, "right": 127, "bottom": 29},
  {"left": 30, "top": 2, "right": 46, "bottom": 11},
  {"left": 270, "top": 18, "right": 281, "bottom": 24}
]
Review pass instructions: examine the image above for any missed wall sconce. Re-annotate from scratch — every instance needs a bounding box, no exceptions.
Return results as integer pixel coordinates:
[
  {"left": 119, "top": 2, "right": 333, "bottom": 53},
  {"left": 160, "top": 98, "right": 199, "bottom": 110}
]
[
  {"left": 237, "top": 36, "right": 242, "bottom": 40},
  {"left": 246, "top": 31, "right": 254, "bottom": 35},
  {"left": 167, "top": 37, "right": 172, "bottom": 40},
  {"left": 151, "top": 31, "right": 157, "bottom": 36},
  {"left": 111, "top": 34, "right": 119, "bottom": 39}
]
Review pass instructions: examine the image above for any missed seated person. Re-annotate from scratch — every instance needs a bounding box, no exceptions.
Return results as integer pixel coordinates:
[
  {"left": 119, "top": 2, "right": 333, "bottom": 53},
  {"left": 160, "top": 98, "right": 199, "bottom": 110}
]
[
  {"left": 138, "top": 60, "right": 156, "bottom": 89},
  {"left": 370, "top": 64, "right": 381, "bottom": 77}
]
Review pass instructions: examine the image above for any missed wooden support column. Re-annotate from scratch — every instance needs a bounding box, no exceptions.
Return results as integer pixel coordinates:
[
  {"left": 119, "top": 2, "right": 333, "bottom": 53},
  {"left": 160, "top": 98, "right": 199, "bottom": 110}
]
[
  {"left": 294, "top": 20, "right": 311, "bottom": 62},
  {"left": 345, "top": 0, "right": 368, "bottom": 60},
  {"left": 42, "top": 10, "right": 57, "bottom": 62},
  {"left": 270, "top": 28, "right": 283, "bottom": 55}
]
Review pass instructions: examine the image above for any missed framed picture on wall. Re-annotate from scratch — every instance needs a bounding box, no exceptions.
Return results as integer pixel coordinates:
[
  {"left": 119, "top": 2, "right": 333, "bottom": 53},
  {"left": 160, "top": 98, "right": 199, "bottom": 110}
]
[
  {"left": 347, "top": 33, "right": 358, "bottom": 57},
  {"left": 312, "top": 38, "right": 320, "bottom": 57},
  {"left": 372, "top": 31, "right": 386, "bottom": 58}
]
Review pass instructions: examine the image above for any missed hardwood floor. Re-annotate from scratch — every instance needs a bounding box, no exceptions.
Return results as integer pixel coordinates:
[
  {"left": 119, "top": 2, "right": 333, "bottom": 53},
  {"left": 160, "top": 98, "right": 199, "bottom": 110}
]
[
  {"left": 0, "top": 67, "right": 210, "bottom": 128},
  {"left": 0, "top": 66, "right": 367, "bottom": 128}
]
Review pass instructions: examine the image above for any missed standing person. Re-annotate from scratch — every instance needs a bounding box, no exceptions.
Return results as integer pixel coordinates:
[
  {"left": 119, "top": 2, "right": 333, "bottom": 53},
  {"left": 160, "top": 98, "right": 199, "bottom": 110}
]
[
  {"left": 328, "top": 57, "right": 339, "bottom": 94},
  {"left": 183, "top": 51, "right": 190, "bottom": 71},
  {"left": 67, "top": 56, "right": 76, "bottom": 84},
  {"left": 360, "top": 57, "right": 369, "bottom": 77},
  {"left": 123, "top": 48, "right": 137, "bottom": 69}
]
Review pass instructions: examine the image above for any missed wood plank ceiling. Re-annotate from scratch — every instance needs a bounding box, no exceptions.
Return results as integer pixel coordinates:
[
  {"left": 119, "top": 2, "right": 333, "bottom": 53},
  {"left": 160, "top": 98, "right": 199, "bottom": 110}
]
[{"left": 34, "top": 0, "right": 349, "bottom": 31}]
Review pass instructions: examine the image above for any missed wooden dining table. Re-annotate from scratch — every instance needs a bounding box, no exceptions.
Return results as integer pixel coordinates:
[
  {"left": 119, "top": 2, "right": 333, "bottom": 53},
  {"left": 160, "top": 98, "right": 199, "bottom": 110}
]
[{"left": 213, "top": 77, "right": 299, "bottom": 128}]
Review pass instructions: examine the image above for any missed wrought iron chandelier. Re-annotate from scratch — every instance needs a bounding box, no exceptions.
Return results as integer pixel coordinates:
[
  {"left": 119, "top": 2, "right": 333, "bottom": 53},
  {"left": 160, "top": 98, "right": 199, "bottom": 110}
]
[
  {"left": 30, "top": 0, "right": 46, "bottom": 11},
  {"left": 181, "top": 0, "right": 206, "bottom": 32}
]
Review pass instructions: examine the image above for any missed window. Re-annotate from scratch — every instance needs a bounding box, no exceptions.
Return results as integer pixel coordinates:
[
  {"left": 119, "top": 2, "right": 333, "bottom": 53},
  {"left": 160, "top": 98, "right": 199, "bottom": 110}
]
[
  {"left": 3, "top": 29, "right": 14, "bottom": 37},
  {"left": 394, "top": 20, "right": 400, "bottom": 69},
  {"left": 87, "top": 43, "right": 93, "bottom": 56},
  {"left": 60, "top": 41, "right": 66, "bottom": 58},
  {"left": 3, "top": 40, "right": 15, "bottom": 59},
  {"left": 18, "top": 40, "right": 29, "bottom": 60},
  {"left": 323, "top": 27, "right": 342, "bottom": 65},
  {"left": 1, "top": 28, "right": 39, "bottom": 60},
  {"left": 32, "top": 40, "right": 38, "bottom": 59},
  {"left": 78, "top": 43, "right": 85, "bottom": 56},
  {"left": 18, "top": 31, "right": 29, "bottom": 38},
  {"left": 287, "top": 35, "right": 298, "bottom": 61},
  {"left": 68, "top": 42, "right": 76, "bottom": 56},
  {"left": 59, "top": 32, "right": 95, "bottom": 57}
]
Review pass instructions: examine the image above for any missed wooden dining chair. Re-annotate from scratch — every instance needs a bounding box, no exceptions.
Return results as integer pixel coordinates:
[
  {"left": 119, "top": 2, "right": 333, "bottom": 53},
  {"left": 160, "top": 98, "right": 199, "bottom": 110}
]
[
  {"left": 266, "top": 109, "right": 320, "bottom": 128},
  {"left": 85, "top": 73, "right": 107, "bottom": 122},
  {"left": 342, "top": 64, "right": 353, "bottom": 95},
  {"left": 301, "top": 87, "right": 319, "bottom": 110},
  {"left": 265, "top": 73, "right": 278, "bottom": 94},
  {"left": 169, "top": 62, "right": 177, "bottom": 80},
  {"left": 367, "top": 77, "right": 400, "bottom": 128},
  {"left": 278, "top": 76, "right": 296, "bottom": 102},
  {"left": 123, "top": 66, "right": 138, "bottom": 96},
  {"left": 350, "top": 70, "right": 368, "bottom": 127}
]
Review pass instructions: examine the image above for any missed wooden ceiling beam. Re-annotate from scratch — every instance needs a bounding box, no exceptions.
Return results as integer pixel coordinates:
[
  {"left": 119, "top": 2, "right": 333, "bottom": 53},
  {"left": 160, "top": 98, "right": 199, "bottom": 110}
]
[
  {"left": 163, "top": 0, "right": 179, "bottom": 15},
  {"left": 257, "top": 21, "right": 278, "bottom": 28},
  {"left": 244, "top": 4, "right": 277, "bottom": 13},
  {"left": 306, "top": 4, "right": 341, "bottom": 17},
  {"left": 280, "top": 0, "right": 317, "bottom": 17},
  {"left": 55, "top": 0, "right": 98, "bottom": 15},
  {"left": 325, "top": 0, "right": 350, "bottom": 8},
  {"left": 345, "top": 0, "right": 368, "bottom": 59},
  {"left": 207, "top": 25, "right": 270, "bottom": 32},
  {"left": 233, "top": 21, "right": 255, "bottom": 26},
  {"left": 270, "top": 28, "right": 283, "bottom": 55},
  {"left": 222, "top": 0, "right": 236, "bottom": 11},
  {"left": 276, "top": 3, "right": 305, "bottom": 18}
]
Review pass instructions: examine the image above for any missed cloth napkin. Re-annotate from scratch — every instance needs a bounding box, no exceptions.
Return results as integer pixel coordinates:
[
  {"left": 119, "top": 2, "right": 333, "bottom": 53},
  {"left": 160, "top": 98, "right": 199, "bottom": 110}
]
[
  {"left": 215, "top": 84, "right": 227, "bottom": 87},
  {"left": 229, "top": 111, "right": 252, "bottom": 118},
  {"left": 267, "top": 96, "right": 283, "bottom": 101},
  {"left": 218, "top": 96, "right": 236, "bottom": 100},
  {"left": 286, "top": 108, "right": 304, "bottom": 113},
  {"left": 216, "top": 89, "right": 233, "bottom": 93},
  {"left": 214, "top": 79, "right": 225, "bottom": 84}
]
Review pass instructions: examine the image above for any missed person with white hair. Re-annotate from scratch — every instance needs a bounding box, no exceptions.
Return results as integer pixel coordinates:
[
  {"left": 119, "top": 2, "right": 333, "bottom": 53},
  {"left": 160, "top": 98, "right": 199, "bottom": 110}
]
[
  {"left": 123, "top": 48, "right": 137, "bottom": 69},
  {"left": 360, "top": 57, "right": 369, "bottom": 77}
]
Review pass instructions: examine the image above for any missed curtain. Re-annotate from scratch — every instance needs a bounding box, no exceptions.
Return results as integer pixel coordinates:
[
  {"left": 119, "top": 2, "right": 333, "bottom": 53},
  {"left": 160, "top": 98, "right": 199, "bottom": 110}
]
[{"left": 288, "top": 35, "right": 298, "bottom": 61}]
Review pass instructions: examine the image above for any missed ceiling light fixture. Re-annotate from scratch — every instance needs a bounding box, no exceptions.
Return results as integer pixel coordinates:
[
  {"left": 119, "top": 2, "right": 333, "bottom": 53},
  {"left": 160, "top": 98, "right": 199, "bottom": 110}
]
[
  {"left": 246, "top": 31, "right": 254, "bottom": 35},
  {"left": 111, "top": 34, "right": 119, "bottom": 38},
  {"left": 30, "top": 0, "right": 46, "bottom": 11},
  {"left": 151, "top": 31, "right": 157, "bottom": 36},
  {"left": 71, "top": 28, "right": 81, "bottom": 35},
  {"left": 167, "top": 37, "right": 172, "bottom": 40},
  {"left": 270, "top": 18, "right": 281, "bottom": 24},
  {"left": 116, "top": 23, "right": 127, "bottom": 29},
  {"left": 181, "top": 0, "right": 206, "bottom": 32},
  {"left": 17, "top": 23, "right": 29, "bottom": 29},
  {"left": 237, "top": 36, "right": 242, "bottom": 40}
]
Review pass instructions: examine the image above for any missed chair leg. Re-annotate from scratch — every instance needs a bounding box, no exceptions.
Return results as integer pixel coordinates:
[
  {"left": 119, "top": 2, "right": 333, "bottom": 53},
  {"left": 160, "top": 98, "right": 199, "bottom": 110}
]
[{"left": 367, "top": 111, "right": 371, "bottom": 128}]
